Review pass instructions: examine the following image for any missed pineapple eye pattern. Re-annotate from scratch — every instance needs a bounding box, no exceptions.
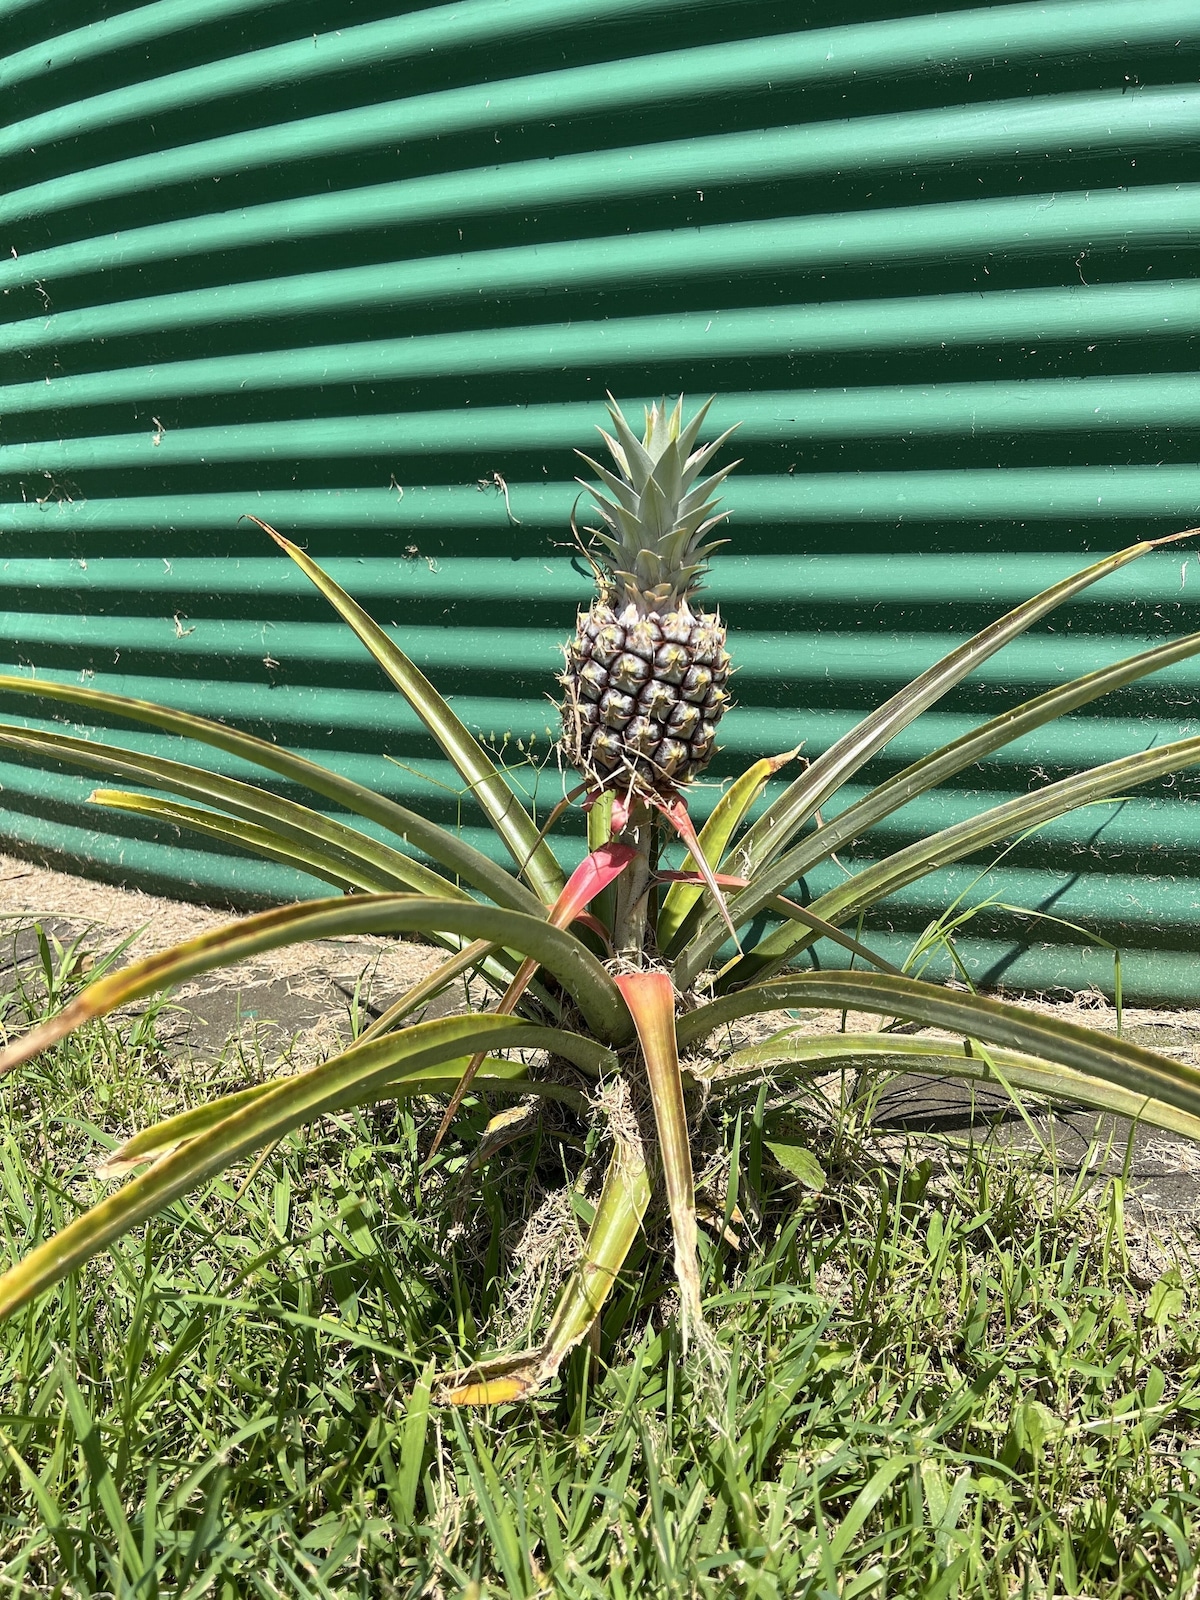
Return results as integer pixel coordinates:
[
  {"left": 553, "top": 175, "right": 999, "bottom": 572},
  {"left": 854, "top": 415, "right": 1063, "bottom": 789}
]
[{"left": 559, "top": 398, "right": 736, "bottom": 796}]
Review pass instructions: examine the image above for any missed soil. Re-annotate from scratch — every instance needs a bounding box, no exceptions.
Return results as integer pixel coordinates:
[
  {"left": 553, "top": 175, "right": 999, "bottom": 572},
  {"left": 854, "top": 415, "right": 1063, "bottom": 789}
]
[{"left": 0, "top": 850, "right": 444, "bottom": 1067}]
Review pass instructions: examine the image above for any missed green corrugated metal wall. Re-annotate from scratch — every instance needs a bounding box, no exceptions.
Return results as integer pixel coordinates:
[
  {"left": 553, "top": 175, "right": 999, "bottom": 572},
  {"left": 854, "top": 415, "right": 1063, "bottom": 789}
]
[{"left": 2, "top": 0, "right": 1199, "bottom": 999}]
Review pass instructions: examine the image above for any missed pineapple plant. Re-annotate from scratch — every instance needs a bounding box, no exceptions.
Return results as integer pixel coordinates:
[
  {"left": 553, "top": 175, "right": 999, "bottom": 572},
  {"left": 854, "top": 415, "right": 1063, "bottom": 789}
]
[
  {"left": 560, "top": 396, "right": 736, "bottom": 798},
  {"left": 0, "top": 398, "right": 1199, "bottom": 1404}
]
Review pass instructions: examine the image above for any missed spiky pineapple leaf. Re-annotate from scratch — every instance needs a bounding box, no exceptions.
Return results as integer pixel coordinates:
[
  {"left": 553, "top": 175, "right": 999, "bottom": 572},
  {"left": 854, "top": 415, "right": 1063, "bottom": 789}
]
[
  {"left": 727, "top": 731, "right": 1200, "bottom": 985},
  {"left": 252, "top": 518, "right": 567, "bottom": 906},
  {"left": 0, "top": 672, "right": 543, "bottom": 915},
  {"left": 708, "top": 623, "right": 1200, "bottom": 956},
  {"left": 680, "top": 530, "right": 1199, "bottom": 978},
  {"left": 0, "top": 894, "right": 633, "bottom": 1080},
  {"left": 439, "top": 1131, "right": 650, "bottom": 1405},
  {"left": 714, "top": 1029, "right": 1200, "bottom": 1143},
  {"left": 615, "top": 972, "right": 703, "bottom": 1346},
  {"left": 680, "top": 971, "right": 1200, "bottom": 1128},
  {"left": 90, "top": 790, "right": 365, "bottom": 893},
  {"left": 0, "top": 724, "right": 461, "bottom": 900},
  {"left": 0, "top": 1013, "right": 610, "bottom": 1324},
  {"left": 430, "top": 843, "right": 637, "bottom": 1156},
  {"left": 101, "top": 1053, "right": 582, "bottom": 1179}
]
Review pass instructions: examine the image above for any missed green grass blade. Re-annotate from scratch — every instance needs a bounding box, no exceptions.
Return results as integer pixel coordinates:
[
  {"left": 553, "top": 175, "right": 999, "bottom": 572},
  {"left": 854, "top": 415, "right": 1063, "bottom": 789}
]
[
  {"left": 715, "top": 1028, "right": 1200, "bottom": 1141},
  {"left": 258, "top": 520, "right": 567, "bottom": 905},
  {"left": 0, "top": 1011, "right": 611, "bottom": 1323},
  {"left": 0, "top": 723, "right": 464, "bottom": 901},
  {"left": 0, "top": 894, "right": 633, "bottom": 1078},
  {"left": 0, "top": 1425, "right": 78, "bottom": 1583},
  {"left": 681, "top": 625, "right": 1200, "bottom": 984},
  {"left": 0, "top": 671, "right": 544, "bottom": 915},
  {"left": 729, "top": 732, "right": 1200, "bottom": 983},
  {"left": 393, "top": 1361, "right": 434, "bottom": 1526},
  {"left": 439, "top": 1132, "right": 651, "bottom": 1405},
  {"left": 657, "top": 749, "right": 800, "bottom": 952},
  {"left": 58, "top": 1365, "right": 145, "bottom": 1585},
  {"left": 679, "top": 970, "right": 1200, "bottom": 1125}
]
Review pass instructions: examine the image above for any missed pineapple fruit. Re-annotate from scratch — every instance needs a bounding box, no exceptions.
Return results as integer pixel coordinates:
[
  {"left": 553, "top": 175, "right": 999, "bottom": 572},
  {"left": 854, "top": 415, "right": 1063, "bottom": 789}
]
[{"left": 559, "top": 397, "right": 738, "bottom": 798}]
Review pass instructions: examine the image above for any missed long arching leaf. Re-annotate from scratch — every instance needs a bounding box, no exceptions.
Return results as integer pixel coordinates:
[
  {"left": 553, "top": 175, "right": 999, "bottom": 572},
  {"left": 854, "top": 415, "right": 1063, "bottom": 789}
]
[
  {"left": 90, "top": 790, "right": 367, "bottom": 892},
  {"left": 711, "top": 1029, "right": 1200, "bottom": 1142},
  {"left": 429, "top": 843, "right": 637, "bottom": 1155},
  {"left": 356, "top": 939, "right": 496, "bottom": 1044},
  {"left": 615, "top": 971, "right": 702, "bottom": 1346},
  {"left": 680, "top": 623, "right": 1200, "bottom": 979},
  {"left": 0, "top": 1013, "right": 610, "bottom": 1323},
  {"left": 102, "top": 1055, "right": 587, "bottom": 1179},
  {"left": 679, "top": 971, "right": 1200, "bottom": 1125},
  {"left": 0, "top": 672, "right": 544, "bottom": 916},
  {"left": 736, "top": 531, "right": 1197, "bottom": 874},
  {"left": 439, "top": 1131, "right": 650, "bottom": 1406},
  {"left": 723, "top": 732, "right": 1200, "bottom": 986},
  {"left": 681, "top": 530, "right": 1199, "bottom": 974},
  {"left": 0, "top": 894, "right": 633, "bottom": 1078},
  {"left": 89, "top": 794, "right": 536, "bottom": 995},
  {"left": 254, "top": 519, "right": 567, "bottom": 905},
  {"left": 0, "top": 724, "right": 466, "bottom": 902}
]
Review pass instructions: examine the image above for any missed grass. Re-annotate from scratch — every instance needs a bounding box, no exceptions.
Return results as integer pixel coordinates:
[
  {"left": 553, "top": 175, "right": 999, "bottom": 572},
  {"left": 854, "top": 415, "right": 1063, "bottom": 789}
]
[{"left": 1, "top": 921, "right": 1199, "bottom": 1597}]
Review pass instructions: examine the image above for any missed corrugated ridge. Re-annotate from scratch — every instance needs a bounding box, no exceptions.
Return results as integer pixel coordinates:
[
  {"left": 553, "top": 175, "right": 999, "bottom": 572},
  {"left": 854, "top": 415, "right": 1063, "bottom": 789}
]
[
  {"left": 2, "top": 282, "right": 1198, "bottom": 419},
  {"left": 0, "top": 0, "right": 294, "bottom": 92},
  {"left": 4, "top": 552, "right": 1195, "bottom": 604},
  {"left": 3, "top": 0, "right": 1200, "bottom": 999},
  {"left": 5, "top": 475, "right": 1200, "bottom": 531},
  {"left": 6, "top": 186, "right": 1198, "bottom": 358},
  {"left": 8, "top": 378, "right": 1200, "bottom": 476},
  {"left": 0, "top": 0, "right": 709, "bottom": 161},
  {"left": 6, "top": 85, "right": 1199, "bottom": 277},
  {"left": 7, "top": 0, "right": 1198, "bottom": 180}
]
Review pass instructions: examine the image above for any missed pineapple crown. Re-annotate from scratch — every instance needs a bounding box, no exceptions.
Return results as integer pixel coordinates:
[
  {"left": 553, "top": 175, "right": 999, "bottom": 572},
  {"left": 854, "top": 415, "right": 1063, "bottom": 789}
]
[{"left": 577, "top": 395, "right": 739, "bottom": 611}]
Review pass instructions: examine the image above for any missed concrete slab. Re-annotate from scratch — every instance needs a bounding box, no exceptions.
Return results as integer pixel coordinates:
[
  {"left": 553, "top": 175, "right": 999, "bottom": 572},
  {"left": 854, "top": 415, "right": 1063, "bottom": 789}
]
[{"left": 872, "top": 1064, "right": 1200, "bottom": 1216}]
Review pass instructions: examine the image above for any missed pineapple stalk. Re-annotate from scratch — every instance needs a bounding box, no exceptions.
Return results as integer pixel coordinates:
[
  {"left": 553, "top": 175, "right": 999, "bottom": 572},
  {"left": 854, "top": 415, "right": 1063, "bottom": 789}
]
[{"left": 610, "top": 799, "right": 656, "bottom": 960}]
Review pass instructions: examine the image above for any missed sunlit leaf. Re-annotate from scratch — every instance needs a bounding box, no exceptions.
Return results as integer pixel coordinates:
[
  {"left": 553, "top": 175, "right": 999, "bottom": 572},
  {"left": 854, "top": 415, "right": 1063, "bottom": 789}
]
[
  {"left": 681, "top": 971, "right": 1200, "bottom": 1129},
  {"left": 679, "top": 530, "right": 1200, "bottom": 982},
  {"left": 100, "top": 1054, "right": 583, "bottom": 1179},
  {"left": 0, "top": 1012, "right": 610, "bottom": 1323},
  {"left": 614, "top": 971, "right": 703, "bottom": 1347},
  {"left": 764, "top": 1140, "right": 826, "bottom": 1191},
  {"left": 739, "top": 531, "right": 1195, "bottom": 873},
  {"left": 713, "top": 1028, "right": 1200, "bottom": 1142},
  {"left": 0, "top": 893, "right": 633, "bottom": 1079},
  {"left": 90, "top": 790, "right": 362, "bottom": 893},
  {"left": 253, "top": 518, "right": 566, "bottom": 905},
  {"left": 657, "top": 748, "right": 800, "bottom": 952},
  {"left": 430, "top": 843, "right": 637, "bottom": 1155},
  {"left": 439, "top": 1132, "right": 650, "bottom": 1405},
  {"left": 727, "top": 731, "right": 1200, "bottom": 985},
  {"left": 0, "top": 725, "right": 460, "bottom": 900},
  {"left": 0, "top": 672, "right": 544, "bottom": 915}
]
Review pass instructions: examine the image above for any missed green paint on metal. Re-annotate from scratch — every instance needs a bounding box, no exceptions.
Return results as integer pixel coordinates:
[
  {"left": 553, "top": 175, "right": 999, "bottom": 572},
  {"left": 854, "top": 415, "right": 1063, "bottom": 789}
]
[{"left": 3, "top": 0, "right": 1200, "bottom": 1000}]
